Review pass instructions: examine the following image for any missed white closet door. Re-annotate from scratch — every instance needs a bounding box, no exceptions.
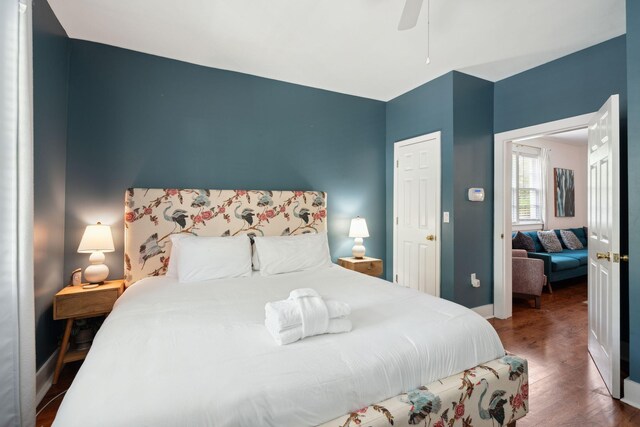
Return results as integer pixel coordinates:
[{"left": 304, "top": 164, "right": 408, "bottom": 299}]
[{"left": 394, "top": 132, "right": 441, "bottom": 296}]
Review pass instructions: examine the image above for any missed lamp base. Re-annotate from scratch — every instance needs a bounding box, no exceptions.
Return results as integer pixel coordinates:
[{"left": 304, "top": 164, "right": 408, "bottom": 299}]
[
  {"left": 352, "top": 237, "right": 366, "bottom": 259},
  {"left": 84, "top": 251, "right": 109, "bottom": 284},
  {"left": 82, "top": 283, "right": 100, "bottom": 289}
]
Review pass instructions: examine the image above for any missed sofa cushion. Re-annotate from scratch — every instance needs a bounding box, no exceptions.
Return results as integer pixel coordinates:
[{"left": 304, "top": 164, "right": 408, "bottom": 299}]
[
  {"left": 560, "top": 230, "right": 584, "bottom": 250},
  {"left": 538, "top": 230, "right": 563, "bottom": 253},
  {"left": 512, "top": 231, "right": 536, "bottom": 251},
  {"left": 553, "top": 229, "right": 567, "bottom": 248},
  {"left": 551, "top": 255, "right": 581, "bottom": 271},
  {"left": 522, "top": 231, "right": 544, "bottom": 252},
  {"left": 571, "top": 227, "right": 588, "bottom": 247},
  {"left": 559, "top": 249, "right": 588, "bottom": 266}
]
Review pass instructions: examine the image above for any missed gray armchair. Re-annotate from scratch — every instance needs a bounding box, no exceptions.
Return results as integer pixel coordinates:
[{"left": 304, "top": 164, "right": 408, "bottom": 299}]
[{"left": 512, "top": 249, "right": 547, "bottom": 309}]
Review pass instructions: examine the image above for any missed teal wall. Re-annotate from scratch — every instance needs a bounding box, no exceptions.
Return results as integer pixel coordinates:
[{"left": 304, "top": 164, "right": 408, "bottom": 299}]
[
  {"left": 496, "top": 34, "right": 633, "bottom": 381},
  {"left": 386, "top": 38, "right": 627, "bottom": 311},
  {"left": 33, "top": 0, "right": 69, "bottom": 369},
  {"left": 385, "top": 72, "right": 494, "bottom": 308},
  {"left": 626, "top": 0, "right": 640, "bottom": 383},
  {"left": 452, "top": 73, "right": 494, "bottom": 307},
  {"left": 385, "top": 73, "right": 455, "bottom": 299},
  {"left": 494, "top": 36, "right": 627, "bottom": 133},
  {"left": 63, "top": 41, "right": 387, "bottom": 281}
]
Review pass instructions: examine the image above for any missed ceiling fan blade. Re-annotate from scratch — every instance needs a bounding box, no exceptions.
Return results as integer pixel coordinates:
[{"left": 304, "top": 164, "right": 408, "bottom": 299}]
[{"left": 397, "top": 0, "right": 423, "bottom": 31}]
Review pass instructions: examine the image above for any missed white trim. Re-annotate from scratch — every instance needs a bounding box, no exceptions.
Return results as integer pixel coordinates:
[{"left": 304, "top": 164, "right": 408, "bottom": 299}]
[
  {"left": 622, "top": 378, "right": 640, "bottom": 410},
  {"left": 472, "top": 304, "right": 494, "bottom": 319},
  {"left": 512, "top": 223, "right": 543, "bottom": 232},
  {"left": 36, "top": 350, "right": 58, "bottom": 405},
  {"left": 393, "top": 131, "right": 441, "bottom": 297},
  {"left": 493, "top": 113, "right": 594, "bottom": 319}
]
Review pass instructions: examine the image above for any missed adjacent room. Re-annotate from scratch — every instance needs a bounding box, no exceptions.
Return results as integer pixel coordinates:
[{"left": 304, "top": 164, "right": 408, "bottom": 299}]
[
  {"left": 511, "top": 128, "right": 589, "bottom": 310},
  {"left": 1, "top": 0, "right": 640, "bottom": 426}
]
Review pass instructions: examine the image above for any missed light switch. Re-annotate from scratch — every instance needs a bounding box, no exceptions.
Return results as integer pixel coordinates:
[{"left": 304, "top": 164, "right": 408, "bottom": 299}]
[{"left": 443, "top": 212, "right": 450, "bottom": 223}]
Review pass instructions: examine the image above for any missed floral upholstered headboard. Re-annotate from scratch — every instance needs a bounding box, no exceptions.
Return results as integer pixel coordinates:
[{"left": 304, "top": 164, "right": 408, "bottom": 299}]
[{"left": 124, "top": 188, "right": 327, "bottom": 286}]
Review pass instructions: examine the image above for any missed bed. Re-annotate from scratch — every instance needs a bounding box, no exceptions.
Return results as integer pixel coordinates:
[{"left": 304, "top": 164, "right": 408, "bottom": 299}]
[{"left": 53, "top": 189, "right": 528, "bottom": 427}]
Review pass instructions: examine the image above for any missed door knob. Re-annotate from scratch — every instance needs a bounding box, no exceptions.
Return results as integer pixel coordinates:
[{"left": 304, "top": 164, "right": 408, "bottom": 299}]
[
  {"left": 596, "top": 252, "right": 611, "bottom": 261},
  {"left": 613, "top": 253, "right": 629, "bottom": 263},
  {"left": 426, "top": 235, "right": 436, "bottom": 241}
]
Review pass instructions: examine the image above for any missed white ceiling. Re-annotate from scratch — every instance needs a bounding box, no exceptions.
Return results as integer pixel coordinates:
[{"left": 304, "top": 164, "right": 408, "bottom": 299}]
[
  {"left": 544, "top": 128, "right": 589, "bottom": 146},
  {"left": 48, "top": 0, "right": 626, "bottom": 101}
]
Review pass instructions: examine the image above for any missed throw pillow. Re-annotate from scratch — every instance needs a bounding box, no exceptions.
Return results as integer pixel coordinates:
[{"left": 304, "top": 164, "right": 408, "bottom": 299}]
[
  {"left": 512, "top": 231, "right": 536, "bottom": 252},
  {"left": 537, "top": 230, "right": 563, "bottom": 253},
  {"left": 560, "top": 230, "right": 584, "bottom": 250}
]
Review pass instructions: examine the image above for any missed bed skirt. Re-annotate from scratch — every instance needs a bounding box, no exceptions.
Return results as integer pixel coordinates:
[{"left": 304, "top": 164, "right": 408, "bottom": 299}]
[{"left": 319, "top": 354, "right": 528, "bottom": 427}]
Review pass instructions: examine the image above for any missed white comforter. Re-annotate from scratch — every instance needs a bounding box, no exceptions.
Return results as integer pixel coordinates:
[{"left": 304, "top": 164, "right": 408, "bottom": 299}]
[{"left": 54, "top": 266, "right": 504, "bottom": 427}]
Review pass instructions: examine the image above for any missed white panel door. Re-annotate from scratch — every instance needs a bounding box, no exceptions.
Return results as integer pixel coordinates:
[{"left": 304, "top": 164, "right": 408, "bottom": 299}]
[
  {"left": 394, "top": 132, "right": 440, "bottom": 296},
  {"left": 587, "top": 95, "right": 621, "bottom": 399}
]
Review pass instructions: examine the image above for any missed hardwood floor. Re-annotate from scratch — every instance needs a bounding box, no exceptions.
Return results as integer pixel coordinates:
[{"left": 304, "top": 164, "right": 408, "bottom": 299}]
[
  {"left": 489, "top": 279, "right": 640, "bottom": 427},
  {"left": 37, "top": 279, "right": 639, "bottom": 426},
  {"left": 36, "top": 361, "right": 81, "bottom": 427}
]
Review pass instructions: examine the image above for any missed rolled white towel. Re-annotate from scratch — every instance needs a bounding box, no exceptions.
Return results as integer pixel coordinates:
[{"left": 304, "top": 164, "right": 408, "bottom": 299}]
[
  {"left": 265, "top": 299, "right": 351, "bottom": 332},
  {"left": 266, "top": 318, "right": 352, "bottom": 346},
  {"left": 265, "top": 288, "right": 352, "bottom": 345}
]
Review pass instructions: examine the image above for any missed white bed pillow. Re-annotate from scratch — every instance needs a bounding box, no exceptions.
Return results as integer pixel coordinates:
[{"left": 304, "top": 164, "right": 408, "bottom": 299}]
[
  {"left": 166, "top": 233, "right": 194, "bottom": 278},
  {"left": 253, "top": 232, "right": 332, "bottom": 276},
  {"left": 173, "top": 235, "right": 252, "bottom": 283}
]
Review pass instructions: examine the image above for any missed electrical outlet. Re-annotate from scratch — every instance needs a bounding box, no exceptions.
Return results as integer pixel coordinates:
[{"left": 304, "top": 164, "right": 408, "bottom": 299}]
[
  {"left": 443, "top": 212, "right": 450, "bottom": 223},
  {"left": 471, "top": 273, "right": 481, "bottom": 288}
]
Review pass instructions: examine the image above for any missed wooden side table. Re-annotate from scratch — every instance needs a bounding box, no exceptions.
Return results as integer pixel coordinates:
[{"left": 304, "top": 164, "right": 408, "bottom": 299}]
[
  {"left": 52, "top": 280, "right": 124, "bottom": 384},
  {"left": 338, "top": 257, "right": 383, "bottom": 277}
]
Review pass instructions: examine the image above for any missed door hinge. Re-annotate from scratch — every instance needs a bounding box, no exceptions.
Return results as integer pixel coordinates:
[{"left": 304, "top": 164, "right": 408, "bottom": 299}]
[
  {"left": 395, "top": 217, "right": 398, "bottom": 225},
  {"left": 396, "top": 160, "right": 399, "bottom": 168},
  {"left": 395, "top": 274, "right": 398, "bottom": 283},
  {"left": 500, "top": 233, "right": 504, "bottom": 239}
]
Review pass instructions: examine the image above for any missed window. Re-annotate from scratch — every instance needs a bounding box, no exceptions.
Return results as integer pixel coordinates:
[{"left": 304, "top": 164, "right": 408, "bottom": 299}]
[{"left": 512, "top": 145, "right": 544, "bottom": 225}]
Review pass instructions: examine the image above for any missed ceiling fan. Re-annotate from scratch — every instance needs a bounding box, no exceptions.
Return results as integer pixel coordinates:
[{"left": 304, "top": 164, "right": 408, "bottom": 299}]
[
  {"left": 398, "top": 0, "right": 425, "bottom": 31},
  {"left": 398, "top": 0, "right": 431, "bottom": 63}
]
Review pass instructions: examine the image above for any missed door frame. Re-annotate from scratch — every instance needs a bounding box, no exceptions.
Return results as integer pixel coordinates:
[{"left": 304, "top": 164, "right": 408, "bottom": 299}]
[
  {"left": 393, "top": 131, "right": 441, "bottom": 296},
  {"left": 493, "top": 113, "right": 594, "bottom": 319}
]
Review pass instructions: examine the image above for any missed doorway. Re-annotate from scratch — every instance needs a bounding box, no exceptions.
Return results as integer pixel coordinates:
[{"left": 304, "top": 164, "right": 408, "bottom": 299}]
[
  {"left": 393, "top": 131, "right": 441, "bottom": 296},
  {"left": 493, "top": 96, "right": 622, "bottom": 399},
  {"left": 493, "top": 113, "right": 594, "bottom": 317}
]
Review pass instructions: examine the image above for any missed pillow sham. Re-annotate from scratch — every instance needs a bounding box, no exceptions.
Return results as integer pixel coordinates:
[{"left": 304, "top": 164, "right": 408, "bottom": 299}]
[
  {"left": 560, "top": 230, "right": 584, "bottom": 250},
  {"left": 537, "top": 230, "right": 563, "bottom": 253},
  {"left": 253, "top": 232, "right": 332, "bottom": 276},
  {"left": 173, "top": 234, "right": 252, "bottom": 283},
  {"left": 166, "top": 233, "right": 194, "bottom": 278},
  {"left": 512, "top": 231, "right": 536, "bottom": 252}
]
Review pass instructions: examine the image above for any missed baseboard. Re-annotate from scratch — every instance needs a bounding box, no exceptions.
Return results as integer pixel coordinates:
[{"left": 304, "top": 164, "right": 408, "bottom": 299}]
[
  {"left": 622, "top": 377, "right": 640, "bottom": 410},
  {"left": 36, "top": 350, "right": 58, "bottom": 405},
  {"left": 472, "top": 304, "right": 494, "bottom": 319}
]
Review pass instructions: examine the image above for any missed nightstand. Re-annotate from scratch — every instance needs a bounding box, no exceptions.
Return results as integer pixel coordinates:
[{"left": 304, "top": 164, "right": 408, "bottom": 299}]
[
  {"left": 338, "top": 257, "right": 383, "bottom": 277},
  {"left": 52, "top": 280, "right": 124, "bottom": 384}
]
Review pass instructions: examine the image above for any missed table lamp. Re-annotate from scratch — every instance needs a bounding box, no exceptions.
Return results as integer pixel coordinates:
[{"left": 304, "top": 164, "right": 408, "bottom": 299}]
[
  {"left": 77, "top": 222, "right": 115, "bottom": 287},
  {"left": 349, "top": 217, "right": 369, "bottom": 259}
]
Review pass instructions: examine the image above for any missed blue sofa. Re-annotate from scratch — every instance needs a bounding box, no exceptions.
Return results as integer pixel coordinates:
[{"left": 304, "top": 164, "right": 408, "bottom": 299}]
[{"left": 514, "top": 228, "right": 588, "bottom": 284}]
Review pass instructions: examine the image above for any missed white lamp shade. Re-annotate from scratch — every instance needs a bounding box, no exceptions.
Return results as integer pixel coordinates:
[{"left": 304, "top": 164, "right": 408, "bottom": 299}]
[
  {"left": 77, "top": 223, "right": 115, "bottom": 253},
  {"left": 349, "top": 217, "right": 370, "bottom": 238}
]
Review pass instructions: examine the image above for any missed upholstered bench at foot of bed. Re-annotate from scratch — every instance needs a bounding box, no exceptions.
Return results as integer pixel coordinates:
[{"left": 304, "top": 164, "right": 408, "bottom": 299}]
[{"left": 319, "top": 354, "right": 528, "bottom": 427}]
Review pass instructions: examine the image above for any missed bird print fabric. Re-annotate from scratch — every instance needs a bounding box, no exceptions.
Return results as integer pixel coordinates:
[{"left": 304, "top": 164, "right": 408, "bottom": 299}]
[
  {"left": 319, "top": 355, "right": 528, "bottom": 427},
  {"left": 124, "top": 189, "right": 327, "bottom": 286}
]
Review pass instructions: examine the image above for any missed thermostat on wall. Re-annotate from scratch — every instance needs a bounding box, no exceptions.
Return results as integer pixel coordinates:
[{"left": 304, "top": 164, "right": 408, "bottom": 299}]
[{"left": 468, "top": 188, "right": 485, "bottom": 202}]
